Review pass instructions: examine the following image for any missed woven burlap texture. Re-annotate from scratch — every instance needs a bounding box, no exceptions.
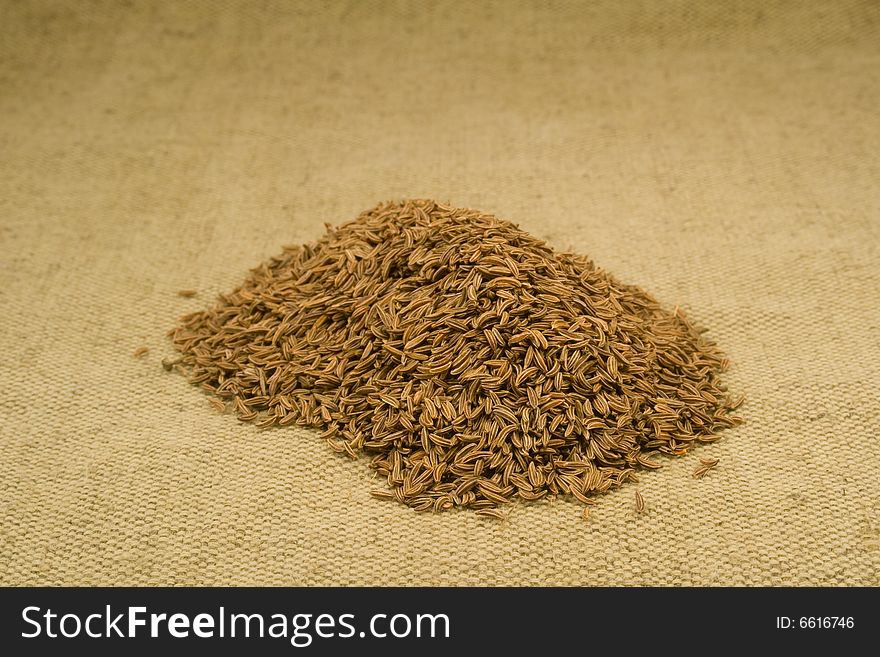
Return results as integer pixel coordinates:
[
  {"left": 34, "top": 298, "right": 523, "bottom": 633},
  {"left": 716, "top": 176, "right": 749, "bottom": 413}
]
[{"left": 1, "top": 0, "right": 878, "bottom": 586}]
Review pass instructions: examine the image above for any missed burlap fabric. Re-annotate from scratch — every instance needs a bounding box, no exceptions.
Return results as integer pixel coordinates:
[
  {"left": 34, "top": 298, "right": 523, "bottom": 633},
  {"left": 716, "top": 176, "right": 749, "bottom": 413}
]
[{"left": 1, "top": 0, "right": 878, "bottom": 586}]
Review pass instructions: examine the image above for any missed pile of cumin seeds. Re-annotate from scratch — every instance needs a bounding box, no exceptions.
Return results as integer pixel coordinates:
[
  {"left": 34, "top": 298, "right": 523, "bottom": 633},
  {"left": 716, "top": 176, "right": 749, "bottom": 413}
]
[{"left": 169, "top": 199, "right": 743, "bottom": 514}]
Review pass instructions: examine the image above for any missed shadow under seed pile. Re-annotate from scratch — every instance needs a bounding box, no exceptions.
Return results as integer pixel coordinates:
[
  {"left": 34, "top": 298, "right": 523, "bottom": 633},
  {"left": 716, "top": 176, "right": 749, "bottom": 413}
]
[{"left": 170, "top": 200, "right": 743, "bottom": 513}]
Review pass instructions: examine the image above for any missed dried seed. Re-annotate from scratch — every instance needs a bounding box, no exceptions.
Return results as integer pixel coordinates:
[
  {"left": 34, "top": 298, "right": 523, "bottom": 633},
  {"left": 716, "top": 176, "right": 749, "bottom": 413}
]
[{"left": 693, "top": 457, "right": 719, "bottom": 478}]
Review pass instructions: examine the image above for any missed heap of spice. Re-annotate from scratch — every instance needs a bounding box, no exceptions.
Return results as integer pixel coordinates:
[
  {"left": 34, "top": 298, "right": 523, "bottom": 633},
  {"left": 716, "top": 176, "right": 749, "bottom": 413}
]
[{"left": 169, "top": 200, "right": 742, "bottom": 513}]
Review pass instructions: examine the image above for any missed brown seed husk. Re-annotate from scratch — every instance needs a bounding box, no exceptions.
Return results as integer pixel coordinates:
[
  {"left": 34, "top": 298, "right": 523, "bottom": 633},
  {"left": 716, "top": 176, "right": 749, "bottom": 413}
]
[{"left": 169, "top": 199, "right": 743, "bottom": 513}]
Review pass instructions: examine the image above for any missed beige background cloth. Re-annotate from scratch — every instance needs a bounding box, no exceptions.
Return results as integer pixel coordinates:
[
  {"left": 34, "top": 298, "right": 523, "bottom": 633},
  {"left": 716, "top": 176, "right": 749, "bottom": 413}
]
[{"left": 1, "top": 0, "right": 878, "bottom": 586}]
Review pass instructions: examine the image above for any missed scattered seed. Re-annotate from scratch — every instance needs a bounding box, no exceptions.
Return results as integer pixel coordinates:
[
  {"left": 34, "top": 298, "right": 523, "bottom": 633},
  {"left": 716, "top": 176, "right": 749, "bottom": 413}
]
[
  {"left": 693, "top": 458, "right": 719, "bottom": 479},
  {"left": 133, "top": 346, "right": 149, "bottom": 359},
  {"left": 177, "top": 289, "right": 198, "bottom": 298},
  {"left": 635, "top": 490, "right": 646, "bottom": 513}
]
